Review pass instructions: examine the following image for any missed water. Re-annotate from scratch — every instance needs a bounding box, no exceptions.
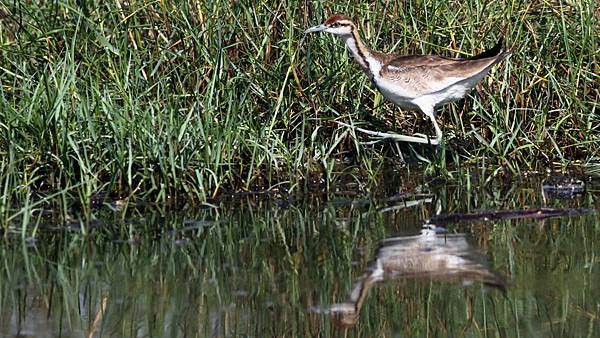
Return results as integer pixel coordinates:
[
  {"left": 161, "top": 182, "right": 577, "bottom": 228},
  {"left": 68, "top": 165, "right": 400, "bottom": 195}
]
[{"left": 1, "top": 173, "right": 599, "bottom": 337}]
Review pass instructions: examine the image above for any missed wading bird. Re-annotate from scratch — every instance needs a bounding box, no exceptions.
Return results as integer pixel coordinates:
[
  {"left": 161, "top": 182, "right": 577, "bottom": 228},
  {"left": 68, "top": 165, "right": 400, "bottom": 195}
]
[{"left": 304, "top": 14, "right": 510, "bottom": 145}]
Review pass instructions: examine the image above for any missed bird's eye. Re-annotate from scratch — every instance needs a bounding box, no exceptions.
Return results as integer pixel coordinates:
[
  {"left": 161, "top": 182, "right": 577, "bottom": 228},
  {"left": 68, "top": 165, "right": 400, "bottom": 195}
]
[{"left": 331, "top": 23, "right": 340, "bottom": 28}]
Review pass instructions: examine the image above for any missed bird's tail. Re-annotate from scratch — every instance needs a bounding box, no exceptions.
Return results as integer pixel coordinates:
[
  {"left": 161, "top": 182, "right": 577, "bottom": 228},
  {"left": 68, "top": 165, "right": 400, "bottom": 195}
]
[{"left": 469, "top": 38, "right": 511, "bottom": 61}]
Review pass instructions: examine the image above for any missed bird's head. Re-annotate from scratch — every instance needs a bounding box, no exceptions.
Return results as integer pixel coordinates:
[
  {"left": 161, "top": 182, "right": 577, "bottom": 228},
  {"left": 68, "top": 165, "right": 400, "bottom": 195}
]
[{"left": 304, "top": 14, "right": 355, "bottom": 37}]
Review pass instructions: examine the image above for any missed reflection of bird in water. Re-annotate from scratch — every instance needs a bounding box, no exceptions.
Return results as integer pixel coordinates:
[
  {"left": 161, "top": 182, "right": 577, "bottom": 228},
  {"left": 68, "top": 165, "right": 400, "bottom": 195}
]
[{"left": 320, "top": 225, "right": 506, "bottom": 327}]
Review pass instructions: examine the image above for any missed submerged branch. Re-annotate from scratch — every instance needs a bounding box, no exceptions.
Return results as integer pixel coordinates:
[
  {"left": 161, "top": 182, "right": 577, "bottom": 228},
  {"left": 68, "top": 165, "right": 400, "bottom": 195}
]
[{"left": 428, "top": 207, "right": 594, "bottom": 226}]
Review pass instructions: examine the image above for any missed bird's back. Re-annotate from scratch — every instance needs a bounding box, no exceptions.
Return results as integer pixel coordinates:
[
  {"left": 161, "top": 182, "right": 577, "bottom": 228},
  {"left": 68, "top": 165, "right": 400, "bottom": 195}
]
[{"left": 372, "top": 41, "right": 509, "bottom": 108}]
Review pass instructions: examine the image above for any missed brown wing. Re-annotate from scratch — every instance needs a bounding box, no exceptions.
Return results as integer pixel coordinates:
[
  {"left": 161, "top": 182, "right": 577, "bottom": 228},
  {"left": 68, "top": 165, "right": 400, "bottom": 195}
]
[
  {"left": 380, "top": 38, "right": 509, "bottom": 67},
  {"left": 379, "top": 45, "right": 508, "bottom": 96}
]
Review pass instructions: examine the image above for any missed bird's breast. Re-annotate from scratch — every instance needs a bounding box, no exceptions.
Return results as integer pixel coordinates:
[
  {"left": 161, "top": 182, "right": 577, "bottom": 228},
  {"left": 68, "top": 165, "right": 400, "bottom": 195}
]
[{"left": 372, "top": 76, "right": 422, "bottom": 110}]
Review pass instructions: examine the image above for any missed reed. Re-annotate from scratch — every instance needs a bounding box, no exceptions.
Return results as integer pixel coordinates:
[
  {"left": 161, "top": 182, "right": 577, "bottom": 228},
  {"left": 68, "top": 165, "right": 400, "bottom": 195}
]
[{"left": 0, "top": 0, "right": 597, "bottom": 221}]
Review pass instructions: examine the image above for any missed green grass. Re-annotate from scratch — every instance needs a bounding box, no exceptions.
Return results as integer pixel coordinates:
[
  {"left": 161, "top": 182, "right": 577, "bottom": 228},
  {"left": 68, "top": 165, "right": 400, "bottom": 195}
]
[{"left": 0, "top": 0, "right": 598, "bottom": 222}]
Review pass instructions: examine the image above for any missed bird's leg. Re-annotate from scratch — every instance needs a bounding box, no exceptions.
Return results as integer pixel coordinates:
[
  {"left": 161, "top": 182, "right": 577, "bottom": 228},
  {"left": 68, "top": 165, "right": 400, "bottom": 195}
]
[
  {"left": 428, "top": 112, "right": 443, "bottom": 145},
  {"left": 415, "top": 105, "right": 442, "bottom": 145}
]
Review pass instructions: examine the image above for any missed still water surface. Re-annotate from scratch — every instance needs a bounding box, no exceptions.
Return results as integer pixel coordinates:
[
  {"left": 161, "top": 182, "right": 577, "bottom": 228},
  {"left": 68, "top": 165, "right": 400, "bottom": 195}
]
[{"left": 1, "top": 173, "right": 599, "bottom": 337}]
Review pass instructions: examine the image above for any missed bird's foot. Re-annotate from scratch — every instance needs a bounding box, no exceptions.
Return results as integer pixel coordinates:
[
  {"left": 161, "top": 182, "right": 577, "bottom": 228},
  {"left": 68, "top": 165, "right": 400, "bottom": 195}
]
[{"left": 335, "top": 121, "right": 439, "bottom": 145}]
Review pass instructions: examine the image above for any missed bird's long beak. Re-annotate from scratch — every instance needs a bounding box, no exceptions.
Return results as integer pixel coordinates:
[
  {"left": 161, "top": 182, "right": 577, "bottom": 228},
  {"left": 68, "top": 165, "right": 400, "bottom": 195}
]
[{"left": 304, "top": 24, "right": 326, "bottom": 34}]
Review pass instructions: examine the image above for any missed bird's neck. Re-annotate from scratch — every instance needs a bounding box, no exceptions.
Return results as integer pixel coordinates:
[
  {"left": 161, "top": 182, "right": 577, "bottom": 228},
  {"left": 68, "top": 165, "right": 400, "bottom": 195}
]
[{"left": 341, "top": 30, "right": 379, "bottom": 77}]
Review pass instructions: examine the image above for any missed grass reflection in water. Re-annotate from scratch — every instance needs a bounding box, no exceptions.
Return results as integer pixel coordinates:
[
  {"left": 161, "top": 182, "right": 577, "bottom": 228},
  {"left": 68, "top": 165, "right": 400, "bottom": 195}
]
[{"left": 0, "top": 177, "right": 599, "bottom": 337}]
